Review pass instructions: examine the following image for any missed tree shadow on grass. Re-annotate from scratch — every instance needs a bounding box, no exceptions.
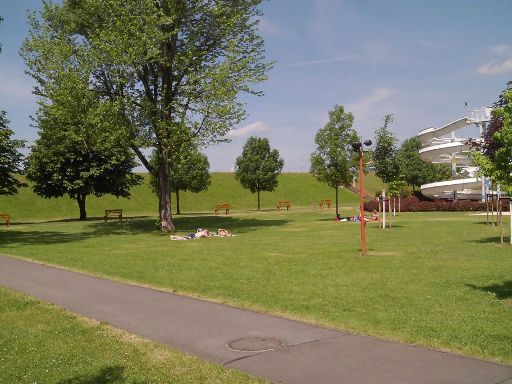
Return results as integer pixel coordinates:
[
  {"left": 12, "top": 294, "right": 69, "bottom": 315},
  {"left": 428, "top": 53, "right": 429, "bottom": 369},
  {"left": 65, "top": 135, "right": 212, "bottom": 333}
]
[
  {"left": 16, "top": 215, "right": 153, "bottom": 225},
  {"left": 0, "top": 216, "right": 290, "bottom": 246},
  {"left": 0, "top": 229, "right": 98, "bottom": 247},
  {"left": 466, "top": 236, "right": 503, "bottom": 244},
  {"left": 57, "top": 365, "right": 145, "bottom": 384},
  {"left": 467, "top": 281, "right": 512, "bottom": 300},
  {"left": 170, "top": 215, "right": 289, "bottom": 234}
]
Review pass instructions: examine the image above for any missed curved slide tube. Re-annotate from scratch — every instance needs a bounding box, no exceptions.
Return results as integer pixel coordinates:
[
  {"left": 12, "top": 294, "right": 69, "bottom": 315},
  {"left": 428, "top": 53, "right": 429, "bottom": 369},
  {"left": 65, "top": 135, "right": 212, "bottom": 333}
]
[
  {"left": 420, "top": 178, "right": 482, "bottom": 199},
  {"left": 417, "top": 117, "right": 470, "bottom": 145}
]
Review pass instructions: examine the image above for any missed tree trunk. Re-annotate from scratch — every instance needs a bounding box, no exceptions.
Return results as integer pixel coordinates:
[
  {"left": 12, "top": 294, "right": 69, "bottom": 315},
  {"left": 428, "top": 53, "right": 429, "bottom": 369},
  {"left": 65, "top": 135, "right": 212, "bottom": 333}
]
[
  {"left": 175, "top": 189, "right": 181, "bottom": 215},
  {"left": 76, "top": 194, "right": 87, "bottom": 221},
  {"left": 158, "top": 18, "right": 176, "bottom": 232},
  {"left": 158, "top": 150, "right": 175, "bottom": 232},
  {"left": 257, "top": 190, "right": 261, "bottom": 211}
]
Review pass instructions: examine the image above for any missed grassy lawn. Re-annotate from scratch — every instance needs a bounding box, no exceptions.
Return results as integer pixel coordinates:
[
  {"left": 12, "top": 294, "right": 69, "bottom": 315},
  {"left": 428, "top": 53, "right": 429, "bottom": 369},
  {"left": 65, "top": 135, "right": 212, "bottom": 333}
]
[
  {"left": 1, "top": 210, "right": 511, "bottom": 364},
  {"left": 0, "top": 287, "right": 267, "bottom": 384},
  {"left": 0, "top": 173, "right": 373, "bottom": 221}
]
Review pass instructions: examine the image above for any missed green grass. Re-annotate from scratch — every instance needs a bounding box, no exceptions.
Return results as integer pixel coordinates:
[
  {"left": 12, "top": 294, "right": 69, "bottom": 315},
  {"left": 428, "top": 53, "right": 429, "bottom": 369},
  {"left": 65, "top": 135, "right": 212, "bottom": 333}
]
[
  {"left": 0, "top": 287, "right": 267, "bottom": 384},
  {"left": 0, "top": 173, "right": 369, "bottom": 221},
  {"left": 1, "top": 210, "right": 511, "bottom": 364}
]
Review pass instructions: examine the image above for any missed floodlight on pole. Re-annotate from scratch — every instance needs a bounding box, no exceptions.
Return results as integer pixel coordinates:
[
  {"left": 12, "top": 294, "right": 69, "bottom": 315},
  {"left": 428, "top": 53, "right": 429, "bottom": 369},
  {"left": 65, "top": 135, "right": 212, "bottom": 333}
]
[{"left": 352, "top": 139, "right": 372, "bottom": 255}]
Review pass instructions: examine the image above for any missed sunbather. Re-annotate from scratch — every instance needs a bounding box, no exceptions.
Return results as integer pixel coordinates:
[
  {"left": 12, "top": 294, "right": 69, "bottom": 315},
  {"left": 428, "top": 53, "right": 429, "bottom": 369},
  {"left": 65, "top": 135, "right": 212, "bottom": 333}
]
[{"left": 170, "top": 228, "right": 211, "bottom": 241}]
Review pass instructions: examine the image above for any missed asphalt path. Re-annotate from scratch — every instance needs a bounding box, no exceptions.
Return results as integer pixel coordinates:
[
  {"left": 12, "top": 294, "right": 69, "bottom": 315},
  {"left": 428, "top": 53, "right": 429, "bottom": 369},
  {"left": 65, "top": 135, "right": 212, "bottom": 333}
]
[{"left": 1, "top": 255, "right": 511, "bottom": 384}]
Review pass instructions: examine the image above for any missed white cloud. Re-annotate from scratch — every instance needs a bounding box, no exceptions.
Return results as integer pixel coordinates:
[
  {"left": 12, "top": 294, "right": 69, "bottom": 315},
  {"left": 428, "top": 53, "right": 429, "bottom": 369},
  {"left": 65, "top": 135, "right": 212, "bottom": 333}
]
[
  {"left": 477, "top": 45, "right": 512, "bottom": 75},
  {"left": 477, "top": 58, "right": 512, "bottom": 75},
  {"left": 227, "top": 121, "right": 268, "bottom": 138},
  {"left": 346, "top": 87, "right": 394, "bottom": 115},
  {"left": 489, "top": 44, "right": 512, "bottom": 55},
  {"left": 289, "top": 56, "right": 354, "bottom": 67}
]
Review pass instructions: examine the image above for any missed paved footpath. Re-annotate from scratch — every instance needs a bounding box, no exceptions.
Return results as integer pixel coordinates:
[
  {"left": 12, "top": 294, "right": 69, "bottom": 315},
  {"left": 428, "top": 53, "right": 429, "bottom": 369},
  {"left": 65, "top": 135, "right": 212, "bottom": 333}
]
[{"left": 1, "top": 255, "right": 511, "bottom": 384}]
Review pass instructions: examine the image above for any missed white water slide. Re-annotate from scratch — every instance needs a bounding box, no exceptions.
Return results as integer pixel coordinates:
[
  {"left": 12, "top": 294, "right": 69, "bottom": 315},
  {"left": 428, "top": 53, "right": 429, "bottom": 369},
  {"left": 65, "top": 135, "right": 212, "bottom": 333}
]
[{"left": 417, "top": 109, "right": 492, "bottom": 200}]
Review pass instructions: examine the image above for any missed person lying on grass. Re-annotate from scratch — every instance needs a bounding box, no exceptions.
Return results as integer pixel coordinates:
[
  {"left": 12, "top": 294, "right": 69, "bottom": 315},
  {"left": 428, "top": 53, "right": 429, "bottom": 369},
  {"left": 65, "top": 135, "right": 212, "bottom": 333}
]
[
  {"left": 170, "top": 228, "right": 234, "bottom": 241},
  {"left": 170, "top": 228, "right": 210, "bottom": 241},
  {"left": 336, "top": 214, "right": 372, "bottom": 222}
]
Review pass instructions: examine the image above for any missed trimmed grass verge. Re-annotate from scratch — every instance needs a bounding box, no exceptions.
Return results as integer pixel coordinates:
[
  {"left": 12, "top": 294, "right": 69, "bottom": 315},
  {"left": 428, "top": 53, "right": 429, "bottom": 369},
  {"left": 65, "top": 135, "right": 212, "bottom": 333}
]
[
  {"left": 1, "top": 210, "right": 511, "bottom": 365},
  {"left": 0, "top": 287, "right": 266, "bottom": 384}
]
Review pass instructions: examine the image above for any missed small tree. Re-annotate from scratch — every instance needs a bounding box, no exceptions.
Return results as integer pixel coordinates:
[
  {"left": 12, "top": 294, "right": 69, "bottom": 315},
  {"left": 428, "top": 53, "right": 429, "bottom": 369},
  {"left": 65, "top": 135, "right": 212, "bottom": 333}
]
[
  {"left": 373, "top": 114, "right": 400, "bottom": 184},
  {"left": 473, "top": 85, "right": 512, "bottom": 244},
  {"left": 474, "top": 85, "right": 512, "bottom": 196},
  {"left": 235, "top": 137, "right": 284, "bottom": 210},
  {"left": 310, "top": 105, "right": 359, "bottom": 215},
  {"left": 150, "top": 145, "right": 211, "bottom": 215},
  {"left": 398, "top": 137, "right": 452, "bottom": 190},
  {"left": 26, "top": 75, "right": 142, "bottom": 220},
  {"left": 0, "top": 111, "right": 26, "bottom": 195}
]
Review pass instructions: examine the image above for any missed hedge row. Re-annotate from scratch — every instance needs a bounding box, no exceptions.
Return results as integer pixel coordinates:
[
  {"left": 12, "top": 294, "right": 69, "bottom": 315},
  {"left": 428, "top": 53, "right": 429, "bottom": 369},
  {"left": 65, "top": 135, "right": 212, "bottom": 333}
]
[{"left": 364, "top": 196, "right": 508, "bottom": 212}]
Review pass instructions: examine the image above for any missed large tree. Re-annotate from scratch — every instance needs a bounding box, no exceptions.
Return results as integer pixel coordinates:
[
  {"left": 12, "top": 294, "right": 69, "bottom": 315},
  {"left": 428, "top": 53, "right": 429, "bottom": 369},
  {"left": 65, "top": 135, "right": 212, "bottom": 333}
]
[
  {"left": 150, "top": 144, "right": 211, "bottom": 215},
  {"left": 25, "top": 73, "right": 142, "bottom": 220},
  {"left": 235, "top": 137, "right": 284, "bottom": 211},
  {"left": 0, "top": 112, "right": 26, "bottom": 195},
  {"left": 21, "top": 0, "right": 271, "bottom": 231},
  {"left": 310, "top": 105, "right": 358, "bottom": 215},
  {"left": 0, "top": 16, "right": 26, "bottom": 196}
]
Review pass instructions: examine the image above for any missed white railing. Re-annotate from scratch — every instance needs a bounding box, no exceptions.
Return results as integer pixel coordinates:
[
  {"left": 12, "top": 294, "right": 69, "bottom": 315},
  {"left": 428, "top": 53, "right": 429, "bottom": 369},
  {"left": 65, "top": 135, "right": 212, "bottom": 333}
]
[{"left": 467, "top": 107, "right": 492, "bottom": 123}]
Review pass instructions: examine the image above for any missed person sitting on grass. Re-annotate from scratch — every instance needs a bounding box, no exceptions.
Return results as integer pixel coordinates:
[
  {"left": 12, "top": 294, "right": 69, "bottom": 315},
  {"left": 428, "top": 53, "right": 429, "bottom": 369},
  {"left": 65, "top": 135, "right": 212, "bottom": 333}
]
[{"left": 217, "top": 228, "right": 233, "bottom": 237}]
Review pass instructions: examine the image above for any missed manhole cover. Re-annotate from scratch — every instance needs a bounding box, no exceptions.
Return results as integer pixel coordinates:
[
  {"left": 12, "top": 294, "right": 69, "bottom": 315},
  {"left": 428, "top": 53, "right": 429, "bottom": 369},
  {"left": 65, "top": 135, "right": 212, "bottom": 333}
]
[{"left": 227, "top": 337, "right": 283, "bottom": 352}]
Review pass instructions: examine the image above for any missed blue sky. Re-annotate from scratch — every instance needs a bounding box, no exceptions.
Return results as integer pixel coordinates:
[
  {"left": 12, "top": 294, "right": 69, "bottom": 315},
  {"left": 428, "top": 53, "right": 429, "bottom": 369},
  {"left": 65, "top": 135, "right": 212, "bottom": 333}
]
[{"left": 1, "top": 0, "right": 511, "bottom": 172}]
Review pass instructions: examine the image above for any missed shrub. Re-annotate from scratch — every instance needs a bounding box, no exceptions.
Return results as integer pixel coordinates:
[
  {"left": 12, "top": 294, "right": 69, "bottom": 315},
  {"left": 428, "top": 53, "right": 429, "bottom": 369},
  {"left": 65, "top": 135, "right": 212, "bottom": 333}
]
[{"left": 363, "top": 196, "right": 504, "bottom": 212}]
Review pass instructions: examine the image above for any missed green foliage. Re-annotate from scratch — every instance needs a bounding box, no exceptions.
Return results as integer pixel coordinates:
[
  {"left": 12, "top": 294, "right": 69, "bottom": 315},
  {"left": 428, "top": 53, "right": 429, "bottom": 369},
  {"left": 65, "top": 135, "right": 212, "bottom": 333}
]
[
  {"left": 373, "top": 114, "right": 400, "bottom": 184},
  {"left": 150, "top": 145, "right": 211, "bottom": 214},
  {"left": 25, "top": 73, "right": 142, "bottom": 220},
  {"left": 235, "top": 137, "right": 284, "bottom": 210},
  {"left": 0, "top": 112, "right": 26, "bottom": 195},
  {"left": 310, "top": 105, "right": 359, "bottom": 214},
  {"left": 473, "top": 88, "right": 512, "bottom": 195},
  {"left": 387, "top": 178, "right": 406, "bottom": 197},
  {"left": 21, "top": 0, "right": 272, "bottom": 230},
  {"left": 397, "top": 137, "right": 451, "bottom": 189},
  {"left": 310, "top": 105, "right": 358, "bottom": 189}
]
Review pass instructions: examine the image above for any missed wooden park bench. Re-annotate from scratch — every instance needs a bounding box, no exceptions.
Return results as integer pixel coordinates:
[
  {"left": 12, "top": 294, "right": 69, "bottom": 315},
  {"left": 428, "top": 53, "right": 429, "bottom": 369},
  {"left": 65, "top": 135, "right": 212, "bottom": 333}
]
[
  {"left": 104, "top": 209, "right": 123, "bottom": 222},
  {"left": 214, "top": 203, "right": 231, "bottom": 215},
  {"left": 0, "top": 213, "right": 11, "bottom": 227},
  {"left": 277, "top": 201, "right": 291, "bottom": 211},
  {"left": 319, "top": 199, "right": 332, "bottom": 209}
]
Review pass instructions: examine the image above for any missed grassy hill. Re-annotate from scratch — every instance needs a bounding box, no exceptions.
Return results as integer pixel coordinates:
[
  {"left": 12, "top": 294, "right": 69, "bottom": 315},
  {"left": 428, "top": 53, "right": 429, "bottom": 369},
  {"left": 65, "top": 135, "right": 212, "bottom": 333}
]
[{"left": 0, "top": 173, "right": 384, "bottom": 221}]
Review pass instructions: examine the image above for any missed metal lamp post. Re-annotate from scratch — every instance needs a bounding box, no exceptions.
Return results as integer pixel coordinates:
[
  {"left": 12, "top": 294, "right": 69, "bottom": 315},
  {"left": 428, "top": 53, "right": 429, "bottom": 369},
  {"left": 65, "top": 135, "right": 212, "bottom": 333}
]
[{"left": 351, "top": 139, "right": 372, "bottom": 255}]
